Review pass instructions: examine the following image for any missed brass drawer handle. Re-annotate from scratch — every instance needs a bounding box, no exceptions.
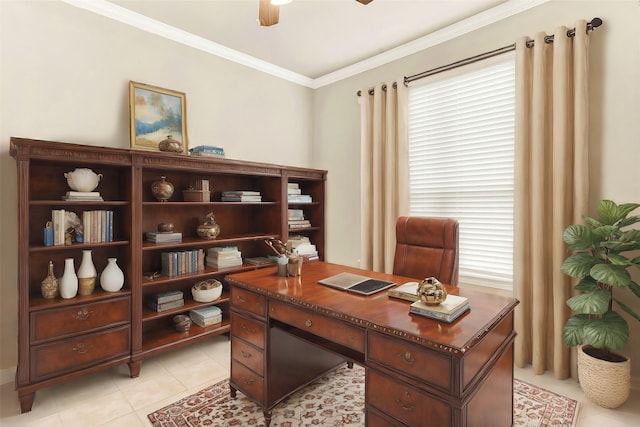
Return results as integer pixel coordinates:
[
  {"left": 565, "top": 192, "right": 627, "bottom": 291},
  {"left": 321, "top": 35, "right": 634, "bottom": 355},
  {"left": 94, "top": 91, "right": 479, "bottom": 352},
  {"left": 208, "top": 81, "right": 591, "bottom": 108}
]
[
  {"left": 241, "top": 323, "right": 256, "bottom": 334},
  {"left": 396, "top": 391, "right": 416, "bottom": 412},
  {"left": 399, "top": 352, "right": 416, "bottom": 364},
  {"left": 75, "top": 307, "right": 93, "bottom": 321},
  {"left": 240, "top": 350, "right": 252, "bottom": 359},
  {"left": 305, "top": 319, "right": 312, "bottom": 327},
  {"left": 237, "top": 296, "right": 247, "bottom": 303},
  {"left": 242, "top": 377, "right": 255, "bottom": 385},
  {"left": 72, "top": 343, "right": 93, "bottom": 354}
]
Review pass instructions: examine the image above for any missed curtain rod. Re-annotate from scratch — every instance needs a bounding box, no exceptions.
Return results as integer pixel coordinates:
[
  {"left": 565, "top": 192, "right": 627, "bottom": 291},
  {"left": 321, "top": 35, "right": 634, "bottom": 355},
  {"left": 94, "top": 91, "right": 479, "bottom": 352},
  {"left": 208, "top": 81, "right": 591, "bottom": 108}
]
[{"left": 403, "top": 17, "right": 602, "bottom": 86}]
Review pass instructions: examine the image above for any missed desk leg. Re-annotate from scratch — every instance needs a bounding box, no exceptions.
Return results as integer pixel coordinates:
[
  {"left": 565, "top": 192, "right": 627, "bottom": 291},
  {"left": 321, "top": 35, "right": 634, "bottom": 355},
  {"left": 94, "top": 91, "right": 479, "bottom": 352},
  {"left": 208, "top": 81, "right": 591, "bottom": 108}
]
[
  {"left": 263, "top": 409, "right": 272, "bottom": 427},
  {"left": 347, "top": 361, "right": 354, "bottom": 369},
  {"left": 229, "top": 384, "right": 237, "bottom": 398}
]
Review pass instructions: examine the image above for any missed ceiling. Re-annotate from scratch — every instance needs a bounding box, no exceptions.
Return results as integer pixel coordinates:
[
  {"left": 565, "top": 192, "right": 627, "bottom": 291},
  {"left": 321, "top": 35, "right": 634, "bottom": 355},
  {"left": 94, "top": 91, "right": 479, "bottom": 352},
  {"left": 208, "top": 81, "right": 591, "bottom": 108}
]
[{"left": 65, "top": 0, "right": 546, "bottom": 87}]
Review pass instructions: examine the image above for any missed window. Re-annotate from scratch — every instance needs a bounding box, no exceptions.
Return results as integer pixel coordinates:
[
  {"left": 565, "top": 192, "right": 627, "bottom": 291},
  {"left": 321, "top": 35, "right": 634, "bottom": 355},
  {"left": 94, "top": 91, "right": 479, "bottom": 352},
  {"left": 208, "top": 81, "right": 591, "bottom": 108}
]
[{"left": 407, "top": 52, "right": 515, "bottom": 290}]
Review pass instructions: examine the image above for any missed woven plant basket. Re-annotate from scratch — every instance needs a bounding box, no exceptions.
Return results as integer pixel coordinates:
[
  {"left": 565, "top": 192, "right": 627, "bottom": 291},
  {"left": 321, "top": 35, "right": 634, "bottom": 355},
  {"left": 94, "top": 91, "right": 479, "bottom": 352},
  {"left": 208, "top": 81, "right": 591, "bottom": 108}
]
[{"left": 577, "top": 345, "right": 631, "bottom": 408}]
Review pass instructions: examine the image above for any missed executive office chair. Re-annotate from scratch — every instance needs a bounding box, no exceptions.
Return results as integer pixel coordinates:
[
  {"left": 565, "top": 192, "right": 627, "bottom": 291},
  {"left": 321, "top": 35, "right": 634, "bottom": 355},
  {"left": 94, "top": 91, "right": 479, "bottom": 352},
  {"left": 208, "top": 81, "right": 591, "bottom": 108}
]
[{"left": 392, "top": 216, "right": 459, "bottom": 285}]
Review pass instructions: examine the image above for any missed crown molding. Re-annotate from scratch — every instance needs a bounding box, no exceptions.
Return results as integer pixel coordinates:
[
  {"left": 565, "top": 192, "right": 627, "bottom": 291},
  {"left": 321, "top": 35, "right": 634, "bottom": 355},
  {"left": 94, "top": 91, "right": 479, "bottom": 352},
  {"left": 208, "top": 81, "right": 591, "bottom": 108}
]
[{"left": 62, "top": 0, "right": 549, "bottom": 90}]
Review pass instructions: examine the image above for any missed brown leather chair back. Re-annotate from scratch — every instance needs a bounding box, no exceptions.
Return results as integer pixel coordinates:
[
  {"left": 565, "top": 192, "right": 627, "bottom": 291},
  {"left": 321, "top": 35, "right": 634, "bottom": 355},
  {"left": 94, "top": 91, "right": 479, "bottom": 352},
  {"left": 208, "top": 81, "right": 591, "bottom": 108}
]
[{"left": 392, "top": 216, "right": 459, "bottom": 285}]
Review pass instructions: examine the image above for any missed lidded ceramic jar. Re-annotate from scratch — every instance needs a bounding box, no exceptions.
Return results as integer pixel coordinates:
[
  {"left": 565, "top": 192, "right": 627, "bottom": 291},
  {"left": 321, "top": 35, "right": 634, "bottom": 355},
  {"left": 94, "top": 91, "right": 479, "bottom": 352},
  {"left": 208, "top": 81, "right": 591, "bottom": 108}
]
[
  {"left": 417, "top": 277, "right": 447, "bottom": 305},
  {"left": 151, "top": 176, "right": 174, "bottom": 202}
]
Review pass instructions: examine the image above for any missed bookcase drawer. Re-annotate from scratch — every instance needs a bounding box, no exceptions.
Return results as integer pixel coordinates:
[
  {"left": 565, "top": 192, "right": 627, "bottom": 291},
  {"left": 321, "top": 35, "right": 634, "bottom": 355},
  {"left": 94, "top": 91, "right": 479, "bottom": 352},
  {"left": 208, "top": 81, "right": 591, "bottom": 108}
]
[
  {"left": 230, "top": 312, "right": 266, "bottom": 349},
  {"left": 269, "top": 300, "right": 365, "bottom": 352},
  {"left": 368, "top": 331, "right": 451, "bottom": 392},
  {"left": 30, "top": 325, "right": 130, "bottom": 382},
  {"left": 31, "top": 297, "right": 130, "bottom": 343},
  {"left": 231, "top": 287, "right": 266, "bottom": 317}
]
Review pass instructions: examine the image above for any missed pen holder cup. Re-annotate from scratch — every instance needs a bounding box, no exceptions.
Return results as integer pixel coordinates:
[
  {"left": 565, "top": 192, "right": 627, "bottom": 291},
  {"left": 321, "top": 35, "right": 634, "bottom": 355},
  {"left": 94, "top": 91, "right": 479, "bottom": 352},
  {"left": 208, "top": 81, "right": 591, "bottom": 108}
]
[
  {"left": 287, "top": 257, "right": 303, "bottom": 277},
  {"left": 277, "top": 263, "right": 288, "bottom": 277}
]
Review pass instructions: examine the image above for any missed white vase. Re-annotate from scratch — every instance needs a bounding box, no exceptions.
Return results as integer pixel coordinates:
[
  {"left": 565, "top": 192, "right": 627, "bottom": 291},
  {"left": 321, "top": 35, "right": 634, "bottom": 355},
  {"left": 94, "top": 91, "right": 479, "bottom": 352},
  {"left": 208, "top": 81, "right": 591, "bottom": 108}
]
[
  {"left": 100, "top": 258, "right": 124, "bottom": 292},
  {"left": 77, "top": 250, "right": 97, "bottom": 296},
  {"left": 59, "top": 258, "right": 78, "bottom": 299}
]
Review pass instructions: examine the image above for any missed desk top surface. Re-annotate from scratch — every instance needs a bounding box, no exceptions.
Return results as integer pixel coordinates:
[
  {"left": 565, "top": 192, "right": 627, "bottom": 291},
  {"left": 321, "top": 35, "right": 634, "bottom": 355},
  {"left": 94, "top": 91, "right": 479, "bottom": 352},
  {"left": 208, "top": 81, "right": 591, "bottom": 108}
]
[{"left": 226, "top": 261, "right": 518, "bottom": 355}]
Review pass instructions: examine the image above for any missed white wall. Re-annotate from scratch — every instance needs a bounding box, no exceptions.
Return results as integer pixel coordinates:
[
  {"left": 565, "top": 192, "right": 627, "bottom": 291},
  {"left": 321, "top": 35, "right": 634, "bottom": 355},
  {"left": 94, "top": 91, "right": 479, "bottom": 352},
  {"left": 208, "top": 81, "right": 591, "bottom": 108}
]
[
  {"left": 0, "top": 0, "right": 314, "bottom": 372},
  {"left": 313, "top": 0, "right": 640, "bottom": 378}
]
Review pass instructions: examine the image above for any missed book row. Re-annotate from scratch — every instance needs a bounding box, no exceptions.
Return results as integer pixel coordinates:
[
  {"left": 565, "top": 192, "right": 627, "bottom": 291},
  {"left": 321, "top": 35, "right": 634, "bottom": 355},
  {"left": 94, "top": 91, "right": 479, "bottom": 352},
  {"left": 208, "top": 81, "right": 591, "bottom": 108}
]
[{"left": 47, "top": 209, "right": 113, "bottom": 246}]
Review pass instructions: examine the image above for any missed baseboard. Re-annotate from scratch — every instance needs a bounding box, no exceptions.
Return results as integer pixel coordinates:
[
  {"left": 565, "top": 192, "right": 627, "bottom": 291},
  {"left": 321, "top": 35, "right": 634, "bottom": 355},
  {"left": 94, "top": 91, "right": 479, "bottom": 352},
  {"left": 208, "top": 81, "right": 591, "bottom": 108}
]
[{"left": 1, "top": 366, "right": 16, "bottom": 386}]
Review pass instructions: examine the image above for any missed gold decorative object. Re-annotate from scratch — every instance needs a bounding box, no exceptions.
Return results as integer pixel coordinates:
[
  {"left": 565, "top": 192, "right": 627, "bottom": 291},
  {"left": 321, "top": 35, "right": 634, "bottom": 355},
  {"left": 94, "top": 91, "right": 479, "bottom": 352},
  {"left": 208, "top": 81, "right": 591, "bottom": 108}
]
[
  {"left": 41, "top": 261, "right": 59, "bottom": 299},
  {"left": 196, "top": 212, "right": 220, "bottom": 239},
  {"left": 417, "top": 277, "right": 447, "bottom": 305},
  {"left": 158, "top": 135, "right": 183, "bottom": 153}
]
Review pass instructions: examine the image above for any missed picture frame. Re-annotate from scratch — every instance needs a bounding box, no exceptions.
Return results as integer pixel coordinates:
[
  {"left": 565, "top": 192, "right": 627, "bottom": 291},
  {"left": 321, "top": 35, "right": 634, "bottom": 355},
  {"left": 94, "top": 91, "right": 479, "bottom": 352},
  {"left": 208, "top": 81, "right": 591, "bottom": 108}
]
[{"left": 129, "top": 81, "right": 188, "bottom": 153}]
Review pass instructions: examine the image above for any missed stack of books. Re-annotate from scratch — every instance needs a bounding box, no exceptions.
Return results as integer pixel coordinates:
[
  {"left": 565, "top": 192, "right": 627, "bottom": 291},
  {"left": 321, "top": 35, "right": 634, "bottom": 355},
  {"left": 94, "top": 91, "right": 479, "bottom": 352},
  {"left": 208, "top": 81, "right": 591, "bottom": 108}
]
[
  {"left": 287, "top": 235, "right": 319, "bottom": 261},
  {"left": 288, "top": 209, "right": 311, "bottom": 229},
  {"left": 147, "top": 290, "right": 184, "bottom": 312},
  {"left": 82, "top": 210, "right": 114, "bottom": 243},
  {"left": 189, "top": 145, "right": 225, "bottom": 158},
  {"left": 245, "top": 256, "right": 276, "bottom": 265},
  {"left": 145, "top": 231, "right": 182, "bottom": 243},
  {"left": 409, "top": 294, "right": 470, "bottom": 323},
  {"left": 189, "top": 306, "right": 222, "bottom": 327},
  {"left": 287, "top": 183, "right": 312, "bottom": 203},
  {"left": 62, "top": 190, "right": 103, "bottom": 201},
  {"left": 387, "top": 281, "right": 421, "bottom": 302},
  {"left": 221, "top": 191, "right": 262, "bottom": 202},
  {"left": 207, "top": 246, "right": 243, "bottom": 269},
  {"left": 160, "top": 249, "right": 205, "bottom": 277}
]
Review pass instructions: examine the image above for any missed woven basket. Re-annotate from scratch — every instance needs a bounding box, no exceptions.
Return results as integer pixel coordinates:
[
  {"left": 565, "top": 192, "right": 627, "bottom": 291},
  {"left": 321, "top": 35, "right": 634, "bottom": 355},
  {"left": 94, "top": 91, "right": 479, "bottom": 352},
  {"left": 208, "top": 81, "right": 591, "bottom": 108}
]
[{"left": 577, "top": 345, "right": 630, "bottom": 408}]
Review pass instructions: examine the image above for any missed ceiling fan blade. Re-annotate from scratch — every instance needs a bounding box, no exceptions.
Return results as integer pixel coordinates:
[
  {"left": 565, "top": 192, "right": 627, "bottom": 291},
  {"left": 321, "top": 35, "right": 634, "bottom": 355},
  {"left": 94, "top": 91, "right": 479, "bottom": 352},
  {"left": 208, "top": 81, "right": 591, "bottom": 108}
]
[
  {"left": 355, "top": 0, "right": 374, "bottom": 4},
  {"left": 258, "top": 0, "right": 280, "bottom": 27}
]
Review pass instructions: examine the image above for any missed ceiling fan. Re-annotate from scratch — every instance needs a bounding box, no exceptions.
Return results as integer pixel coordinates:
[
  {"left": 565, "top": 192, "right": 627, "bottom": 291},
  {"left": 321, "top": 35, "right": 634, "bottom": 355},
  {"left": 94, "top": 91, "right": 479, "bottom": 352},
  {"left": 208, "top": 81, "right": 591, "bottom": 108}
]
[{"left": 258, "top": 0, "right": 373, "bottom": 27}]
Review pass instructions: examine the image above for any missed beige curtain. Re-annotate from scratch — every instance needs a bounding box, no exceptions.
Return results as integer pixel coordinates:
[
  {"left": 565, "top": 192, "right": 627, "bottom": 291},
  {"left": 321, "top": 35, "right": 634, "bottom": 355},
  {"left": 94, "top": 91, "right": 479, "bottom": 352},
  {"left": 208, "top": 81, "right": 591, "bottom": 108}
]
[
  {"left": 359, "top": 82, "right": 409, "bottom": 273},
  {"left": 514, "top": 21, "right": 590, "bottom": 379}
]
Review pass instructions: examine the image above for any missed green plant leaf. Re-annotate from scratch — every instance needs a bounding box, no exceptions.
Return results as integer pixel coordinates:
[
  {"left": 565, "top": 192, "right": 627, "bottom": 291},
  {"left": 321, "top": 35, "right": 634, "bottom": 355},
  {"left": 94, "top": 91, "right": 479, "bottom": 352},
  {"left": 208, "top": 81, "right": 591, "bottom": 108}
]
[
  {"left": 561, "top": 252, "right": 597, "bottom": 278},
  {"left": 566, "top": 289, "right": 610, "bottom": 314},
  {"left": 596, "top": 200, "right": 620, "bottom": 225},
  {"left": 615, "top": 203, "right": 640, "bottom": 220},
  {"left": 590, "top": 263, "right": 631, "bottom": 287},
  {"left": 607, "top": 253, "right": 631, "bottom": 266},
  {"left": 562, "top": 314, "right": 588, "bottom": 347},
  {"left": 574, "top": 276, "right": 598, "bottom": 291},
  {"left": 583, "top": 215, "right": 602, "bottom": 228},
  {"left": 562, "top": 224, "right": 594, "bottom": 250},
  {"left": 592, "top": 225, "right": 619, "bottom": 240},
  {"left": 618, "top": 215, "right": 640, "bottom": 228},
  {"left": 628, "top": 281, "right": 640, "bottom": 298},
  {"left": 582, "top": 311, "right": 629, "bottom": 351},
  {"left": 614, "top": 298, "right": 640, "bottom": 323}
]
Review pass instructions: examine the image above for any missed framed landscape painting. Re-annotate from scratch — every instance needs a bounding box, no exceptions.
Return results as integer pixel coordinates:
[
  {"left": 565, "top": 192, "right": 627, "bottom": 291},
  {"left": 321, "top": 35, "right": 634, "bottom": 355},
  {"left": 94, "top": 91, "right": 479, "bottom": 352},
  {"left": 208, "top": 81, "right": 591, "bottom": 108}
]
[{"left": 129, "top": 81, "right": 188, "bottom": 153}]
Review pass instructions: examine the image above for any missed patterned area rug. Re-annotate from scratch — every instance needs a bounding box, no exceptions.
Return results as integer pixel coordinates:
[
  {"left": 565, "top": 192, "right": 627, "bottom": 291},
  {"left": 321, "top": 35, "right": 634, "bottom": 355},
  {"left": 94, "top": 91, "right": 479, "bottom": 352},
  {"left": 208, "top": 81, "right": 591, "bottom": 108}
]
[{"left": 148, "top": 365, "right": 579, "bottom": 427}]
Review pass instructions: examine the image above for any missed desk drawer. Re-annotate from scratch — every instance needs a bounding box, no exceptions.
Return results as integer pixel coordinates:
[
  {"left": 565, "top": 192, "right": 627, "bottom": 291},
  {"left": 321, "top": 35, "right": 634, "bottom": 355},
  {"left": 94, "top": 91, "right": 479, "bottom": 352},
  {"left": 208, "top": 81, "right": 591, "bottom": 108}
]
[
  {"left": 230, "top": 312, "right": 266, "bottom": 349},
  {"left": 231, "top": 359, "right": 264, "bottom": 403},
  {"left": 232, "top": 338, "right": 264, "bottom": 376},
  {"left": 367, "top": 369, "right": 451, "bottom": 427},
  {"left": 368, "top": 331, "right": 451, "bottom": 392},
  {"left": 269, "top": 300, "right": 365, "bottom": 352},
  {"left": 31, "top": 297, "right": 130, "bottom": 343},
  {"left": 30, "top": 325, "right": 130, "bottom": 382},
  {"left": 231, "top": 287, "right": 266, "bottom": 317}
]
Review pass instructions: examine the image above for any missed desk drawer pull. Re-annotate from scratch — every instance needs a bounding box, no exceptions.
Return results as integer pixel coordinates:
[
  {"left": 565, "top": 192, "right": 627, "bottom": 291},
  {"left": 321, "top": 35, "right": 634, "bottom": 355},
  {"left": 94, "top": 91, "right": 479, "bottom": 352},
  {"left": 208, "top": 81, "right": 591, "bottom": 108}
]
[
  {"left": 305, "top": 319, "right": 313, "bottom": 327},
  {"left": 241, "top": 323, "right": 256, "bottom": 334},
  {"left": 240, "top": 350, "right": 252, "bottom": 359},
  {"left": 72, "top": 343, "right": 93, "bottom": 354},
  {"left": 396, "top": 391, "right": 416, "bottom": 412},
  {"left": 242, "top": 377, "right": 256, "bottom": 385},
  {"left": 74, "top": 307, "right": 93, "bottom": 321},
  {"left": 399, "top": 352, "right": 416, "bottom": 364},
  {"left": 237, "top": 296, "right": 247, "bottom": 303}
]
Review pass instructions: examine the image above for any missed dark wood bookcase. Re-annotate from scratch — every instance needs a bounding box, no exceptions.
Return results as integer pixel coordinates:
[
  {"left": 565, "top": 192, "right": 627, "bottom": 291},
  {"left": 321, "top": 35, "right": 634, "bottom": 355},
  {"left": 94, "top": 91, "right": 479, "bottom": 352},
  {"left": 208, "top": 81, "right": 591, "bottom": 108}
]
[{"left": 10, "top": 137, "right": 327, "bottom": 412}]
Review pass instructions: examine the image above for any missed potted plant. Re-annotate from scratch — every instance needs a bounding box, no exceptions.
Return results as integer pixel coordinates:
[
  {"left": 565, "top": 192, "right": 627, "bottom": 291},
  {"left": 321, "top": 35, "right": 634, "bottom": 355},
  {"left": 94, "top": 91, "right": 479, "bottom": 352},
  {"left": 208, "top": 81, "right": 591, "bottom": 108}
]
[{"left": 561, "top": 199, "right": 640, "bottom": 408}]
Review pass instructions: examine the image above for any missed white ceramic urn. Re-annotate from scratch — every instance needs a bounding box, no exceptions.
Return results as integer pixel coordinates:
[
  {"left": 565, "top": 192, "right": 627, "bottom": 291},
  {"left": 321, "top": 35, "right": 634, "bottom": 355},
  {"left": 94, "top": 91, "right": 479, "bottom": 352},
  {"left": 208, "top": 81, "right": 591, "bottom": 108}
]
[
  {"left": 64, "top": 168, "right": 103, "bottom": 192},
  {"left": 100, "top": 258, "right": 124, "bottom": 292}
]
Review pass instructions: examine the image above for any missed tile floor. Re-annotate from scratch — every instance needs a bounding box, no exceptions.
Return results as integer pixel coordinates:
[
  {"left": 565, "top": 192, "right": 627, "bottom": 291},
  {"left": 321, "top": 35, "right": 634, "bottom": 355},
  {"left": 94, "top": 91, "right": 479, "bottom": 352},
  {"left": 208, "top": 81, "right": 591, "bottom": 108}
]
[{"left": 1, "top": 334, "right": 638, "bottom": 426}]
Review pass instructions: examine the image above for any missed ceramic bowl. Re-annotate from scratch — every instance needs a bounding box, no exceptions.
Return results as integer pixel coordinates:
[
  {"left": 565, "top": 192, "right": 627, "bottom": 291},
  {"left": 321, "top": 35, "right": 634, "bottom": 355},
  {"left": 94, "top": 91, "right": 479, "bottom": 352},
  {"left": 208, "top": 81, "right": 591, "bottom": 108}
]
[
  {"left": 173, "top": 314, "right": 192, "bottom": 332},
  {"left": 191, "top": 279, "right": 223, "bottom": 302}
]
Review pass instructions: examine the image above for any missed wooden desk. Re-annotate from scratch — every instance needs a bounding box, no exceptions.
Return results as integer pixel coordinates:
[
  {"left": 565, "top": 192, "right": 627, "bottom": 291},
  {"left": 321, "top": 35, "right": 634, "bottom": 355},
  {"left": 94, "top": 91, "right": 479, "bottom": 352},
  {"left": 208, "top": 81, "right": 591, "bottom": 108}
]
[{"left": 225, "top": 262, "right": 518, "bottom": 426}]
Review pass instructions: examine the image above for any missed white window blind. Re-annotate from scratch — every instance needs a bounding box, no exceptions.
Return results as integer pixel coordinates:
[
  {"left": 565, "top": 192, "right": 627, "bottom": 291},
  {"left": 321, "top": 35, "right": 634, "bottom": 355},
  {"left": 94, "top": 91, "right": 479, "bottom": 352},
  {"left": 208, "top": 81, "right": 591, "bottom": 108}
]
[{"left": 407, "top": 52, "right": 515, "bottom": 290}]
